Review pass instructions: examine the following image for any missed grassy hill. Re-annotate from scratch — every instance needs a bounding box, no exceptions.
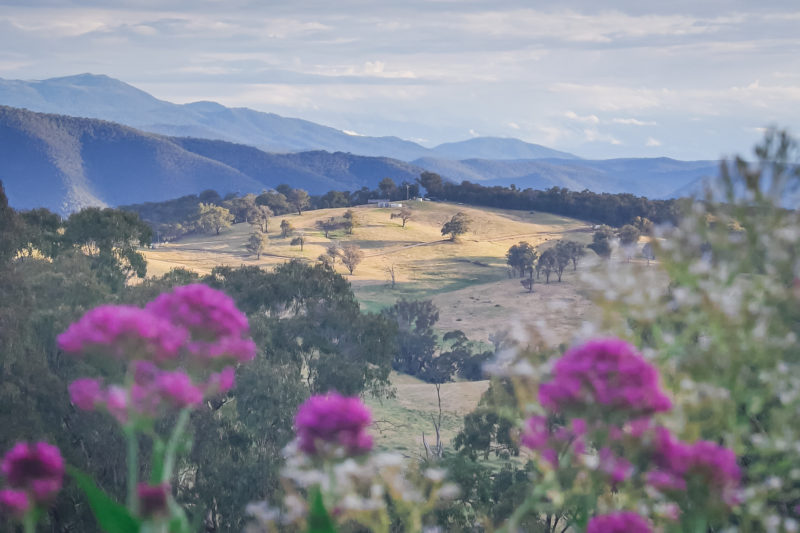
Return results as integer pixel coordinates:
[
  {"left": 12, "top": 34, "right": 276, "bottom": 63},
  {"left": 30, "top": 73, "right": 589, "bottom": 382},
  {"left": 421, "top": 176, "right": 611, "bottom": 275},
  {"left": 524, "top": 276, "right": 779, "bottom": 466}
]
[{"left": 142, "top": 201, "right": 599, "bottom": 453}]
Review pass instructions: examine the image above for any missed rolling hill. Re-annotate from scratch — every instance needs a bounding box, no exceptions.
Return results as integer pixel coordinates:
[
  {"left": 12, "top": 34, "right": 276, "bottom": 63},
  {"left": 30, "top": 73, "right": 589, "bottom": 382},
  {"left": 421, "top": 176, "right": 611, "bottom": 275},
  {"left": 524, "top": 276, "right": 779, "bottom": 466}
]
[
  {"left": 0, "top": 106, "right": 424, "bottom": 214},
  {"left": 0, "top": 74, "right": 576, "bottom": 162}
]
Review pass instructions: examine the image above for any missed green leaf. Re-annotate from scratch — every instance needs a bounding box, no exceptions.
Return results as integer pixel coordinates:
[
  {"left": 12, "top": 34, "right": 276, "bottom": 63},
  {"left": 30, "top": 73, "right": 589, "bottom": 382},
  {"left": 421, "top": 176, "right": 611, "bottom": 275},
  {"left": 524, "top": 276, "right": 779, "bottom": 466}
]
[
  {"left": 69, "top": 466, "right": 141, "bottom": 533},
  {"left": 150, "top": 439, "right": 165, "bottom": 484},
  {"left": 306, "top": 487, "right": 336, "bottom": 533}
]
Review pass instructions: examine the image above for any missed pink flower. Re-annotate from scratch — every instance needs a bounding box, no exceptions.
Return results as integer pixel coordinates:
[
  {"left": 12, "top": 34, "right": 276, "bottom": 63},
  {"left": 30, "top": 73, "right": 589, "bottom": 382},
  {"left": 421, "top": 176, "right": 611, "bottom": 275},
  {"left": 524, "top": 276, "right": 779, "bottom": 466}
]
[
  {"left": 587, "top": 511, "right": 652, "bottom": 533},
  {"left": 68, "top": 378, "right": 104, "bottom": 410},
  {"left": 156, "top": 370, "right": 203, "bottom": 408},
  {"left": 521, "top": 416, "right": 549, "bottom": 450},
  {"left": 0, "top": 489, "right": 30, "bottom": 519},
  {"left": 206, "top": 366, "right": 236, "bottom": 395},
  {"left": 137, "top": 483, "right": 170, "bottom": 518},
  {"left": 1, "top": 442, "right": 63, "bottom": 504},
  {"left": 106, "top": 385, "right": 129, "bottom": 424},
  {"left": 147, "top": 285, "right": 256, "bottom": 365},
  {"left": 295, "top": 393, "right": 373, "bottom": 456},
  {"left": 58, "top": 305, "right": 186, "bottom": 363},
  {"left": 146, "top": 284, "right": 249, "bottom": 341},
  {"left": 538, "top": 338, "right": 671, "bottom": 419},
  {"left": 599, "top": 447, "right": 633, "bottom": 483}
]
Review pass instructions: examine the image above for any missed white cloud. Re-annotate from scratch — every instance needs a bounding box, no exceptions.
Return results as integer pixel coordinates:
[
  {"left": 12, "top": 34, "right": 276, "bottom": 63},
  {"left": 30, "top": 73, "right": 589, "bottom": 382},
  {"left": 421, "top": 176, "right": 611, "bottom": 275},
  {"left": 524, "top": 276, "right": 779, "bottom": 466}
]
[
  {"left": 507, "top": 121, "right": 520, "bottom": 129},
  {"left": 565, "top": 110, "right": 599, "bottom": 124},
  {"left": 469, "top": 128, "right": 479, "bottom": 137},
  {"left": 612, "top": 117, "right": 657, "bottom": 126},
  {"left": 584, "top": 128, "right": 622, "bottom": 145},
  {"left": 646, "top": 137, "right": 662, "bottom": 147},
  {"left": 342, "top": 129, "right": 364, "bottom": 136}
]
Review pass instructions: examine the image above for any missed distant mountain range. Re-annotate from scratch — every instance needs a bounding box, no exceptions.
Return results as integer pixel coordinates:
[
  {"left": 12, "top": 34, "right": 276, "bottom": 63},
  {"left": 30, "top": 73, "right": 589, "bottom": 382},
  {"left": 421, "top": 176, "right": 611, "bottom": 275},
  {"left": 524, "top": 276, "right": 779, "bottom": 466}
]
[
  {"left": 0, "top": 74, "right": 575, "bottom": 161},
  {"left": 0, "top": 74, "right": 720, "bottom": 214},
  {"left": 0, "top": 106, "right": 422, "bottom": 214}
]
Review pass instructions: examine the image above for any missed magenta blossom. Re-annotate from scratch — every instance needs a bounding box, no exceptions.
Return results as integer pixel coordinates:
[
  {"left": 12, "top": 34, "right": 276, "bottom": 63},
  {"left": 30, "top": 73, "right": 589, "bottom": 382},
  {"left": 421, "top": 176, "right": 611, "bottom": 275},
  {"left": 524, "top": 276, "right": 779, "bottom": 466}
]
[
  {"left": 538, "top": 338, "right": 671, "bottom": 419},
  {"left": 587, "top": 511, "right": 652, "bottom": 533},
  {"left": 0, "top": 489, "right": 29, "bottom": 519},
  {"left": 646, "top": 427, "right": 740, "bottom": 504},
  {"left": 58, "top": 305, "right": 186, "bottom": 363},
  {"left": 521, "top": 416, "right": 549, "bottom": 450},
  {"left": 598, "top": 447, "right": 633, "bottom": 483},
  {"left": 295, "top": 393, "right": 373, "bottom": 456},
  {"left": 156, "top": 370, "right": 204, "bottom": 408},
  {"left": 68, "top": 378, "right": 104, "bottom": 410},
  {"left": 1, "top": 442, "right": 63, "bottom": 504},
  {"left": 146, "top": 284, "right": 249, "bottom": 341}
]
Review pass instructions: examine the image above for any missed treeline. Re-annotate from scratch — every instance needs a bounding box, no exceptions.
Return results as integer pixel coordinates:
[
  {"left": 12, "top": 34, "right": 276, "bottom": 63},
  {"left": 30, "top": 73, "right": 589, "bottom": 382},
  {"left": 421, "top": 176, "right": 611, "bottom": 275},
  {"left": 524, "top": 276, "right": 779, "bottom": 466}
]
[
  {"left": 417, "top": 172, "right": 679, "bottom": 227},
  {"left": 122, "top": 172, "right": 677, "bottom": 242}
]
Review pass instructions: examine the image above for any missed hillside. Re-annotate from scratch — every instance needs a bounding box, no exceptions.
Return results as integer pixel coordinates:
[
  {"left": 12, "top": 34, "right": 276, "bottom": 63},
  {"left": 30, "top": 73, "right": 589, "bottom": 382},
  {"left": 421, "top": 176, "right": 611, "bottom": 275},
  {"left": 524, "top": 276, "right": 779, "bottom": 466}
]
[
  {"left": 0, "top": 106, "right": 424, "bottom": 214},
  {"left": 142, "top": 201, "right": 595, "bottom": 337},
  {"left": 0, "top": 74, "right": 577, "bottom": 162}
]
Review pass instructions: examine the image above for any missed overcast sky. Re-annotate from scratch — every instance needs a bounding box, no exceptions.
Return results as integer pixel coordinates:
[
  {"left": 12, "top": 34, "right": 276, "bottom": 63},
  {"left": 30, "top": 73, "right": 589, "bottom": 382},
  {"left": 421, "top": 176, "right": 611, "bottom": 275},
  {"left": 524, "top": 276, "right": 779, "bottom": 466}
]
[{"left": 1, "top": 0, "right": 799, "bottom": 159}]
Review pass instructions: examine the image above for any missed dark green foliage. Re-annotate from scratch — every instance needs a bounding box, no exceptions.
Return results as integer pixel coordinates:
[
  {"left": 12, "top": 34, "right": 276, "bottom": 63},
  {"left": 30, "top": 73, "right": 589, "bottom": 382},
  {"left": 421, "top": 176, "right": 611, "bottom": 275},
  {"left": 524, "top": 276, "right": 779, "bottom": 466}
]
[
  {"left": 418, "top": 171, "right": 445, "bottom": 198},
  {"left": 63, "top": 207, "right": 152, "bottom": 290},
  {"left": 506, "top": 241, "right": 538, "bottom": 278},
  {"left": 383, "top": 299, "right": 439, "bottom": 377},
  {"left": 587, "top": 225, "right": 614, "bottom": 259},
  {"left": 288, "top": 188, "right": 310, "bottom": 215},
  {"left": 0, "top": 185, "right": 396, "bottom": 532},
  {"left": 256, "top": 190, "right": 292, "bottom": 215},
  {"left": 280, "top": 219, "right": 293, "bottom": 238},
  {"left": 537, "top": 248, "right": 557, "bottom": 283},
  {"left": 441, "top": 212, "right": 471, "bottom": 241}
]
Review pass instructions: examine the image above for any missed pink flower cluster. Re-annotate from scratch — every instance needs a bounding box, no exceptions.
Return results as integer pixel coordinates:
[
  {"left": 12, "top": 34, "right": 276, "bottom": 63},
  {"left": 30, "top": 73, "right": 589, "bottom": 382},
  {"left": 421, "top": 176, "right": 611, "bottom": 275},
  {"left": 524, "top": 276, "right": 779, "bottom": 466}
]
[
  {"left": 521, "top": 338, "right": 741, "bottom": 524},
  {"left": 586, "top": 511, "right": 652, "bottom": 533},
  {"left": 538, "top": 339, "right": 671, "bottom": 418},
  {"left": 646, "top": 427, "right": 740, "bottom": 502},
  {"left": 295, "top": 393, "right": 373, "bottom": 457},
  {"left": 60, "top": 284, "right": 256, "bottom": 423},
  {"left": 137, "top": 482, "right": 170, "bottom": 518},
  {"left": 0, "top": 442, "right": 64, "bottom": 519}
]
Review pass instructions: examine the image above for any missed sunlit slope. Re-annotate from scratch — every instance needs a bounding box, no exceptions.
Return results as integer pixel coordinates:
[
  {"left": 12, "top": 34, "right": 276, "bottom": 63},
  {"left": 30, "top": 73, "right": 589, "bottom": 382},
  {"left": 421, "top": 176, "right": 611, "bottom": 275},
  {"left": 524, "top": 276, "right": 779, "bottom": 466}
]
[{"left": 143, "top": 202, "right": 589, "bottom": 295}]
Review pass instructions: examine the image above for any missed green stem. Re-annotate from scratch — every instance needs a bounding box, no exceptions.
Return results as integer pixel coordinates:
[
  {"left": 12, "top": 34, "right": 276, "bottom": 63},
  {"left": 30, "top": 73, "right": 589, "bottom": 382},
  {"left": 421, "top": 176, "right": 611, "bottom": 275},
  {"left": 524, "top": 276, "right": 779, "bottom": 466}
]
[
  {"left": 161, "top": 409, "right": 191, "bottom": 484},
  {"left": 22, "top": 510, "right": 36, "bottom": 533},
  {"left": 124, "top": 425, "right": 139, "bottom": 515}
]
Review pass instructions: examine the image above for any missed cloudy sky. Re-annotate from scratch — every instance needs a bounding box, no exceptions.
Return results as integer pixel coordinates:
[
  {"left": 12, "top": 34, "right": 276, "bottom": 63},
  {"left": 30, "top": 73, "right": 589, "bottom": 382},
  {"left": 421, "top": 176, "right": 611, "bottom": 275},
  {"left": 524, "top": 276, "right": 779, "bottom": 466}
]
[{"left": 1, "top": 0, "right": 799, "bottom": 159}]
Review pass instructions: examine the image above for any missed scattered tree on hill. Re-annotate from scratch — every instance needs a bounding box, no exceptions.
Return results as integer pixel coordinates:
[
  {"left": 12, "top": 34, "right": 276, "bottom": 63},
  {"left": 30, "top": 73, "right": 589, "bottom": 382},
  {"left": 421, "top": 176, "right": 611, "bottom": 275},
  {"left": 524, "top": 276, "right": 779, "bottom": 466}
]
[
  {"left": 618, "top": 224, "right": 641, "bottom": 262},
  {"left": 391, "top": 207, "right": 413, "bottom": 228},
  {"left": 342, "top": 209, "right": 357, "bottom": 234},
  {"left": 588, "top": 225, "right": 614, "bottom": 259},
  {"left": 505, "top": 241, "right": 538, "bottom": 278},
  {"left": 256, "top": 190, "right": 291, "bottom": 215},
  {"left": 441, "top": 212, "right": 472, "bottom": 241},
  {"left": 288, "top": 188, "right": 311, "bottom": 215},
  {"left": 340, "top": 243, "right": 364, "bottom": 274},
  {"left": 196, "top": 203, "right": 234, "bottom": 235},
  {"left": 280, "top": 219, "right": 293, "bottom": 238},
  {"left": 537, "top": 248, "right": 557, "bottom": 283},
  {"left": 290, "top": 233, "right": 306, "bottom": 251},
  {"left": 552, "top": 241, "right": 572, "bottom": 282},
  {"left": 642, "top": 242, "right": 655, "bottom": 265},
  {"left": 250, "top": 205, "right": 272, "bottom": 233},
  {"left": 326, "top": 242, "right": 341, "bottom": 265},
  {"left": 521, "top": 278, "right": 534, "bottom": 292},
  {"left": 418, "top": 171, "right": 445, "bottom": 198},
  {"left": 384, "top": 262, "right": 398, "bottom": 288},
  {"left": 316, "top": 217, "right": 341, "bottom": 238},
  {"left": 223, "top": 193, "right": 258, "bottom": 223},
  {"left": 245, "top": 230, "right": 268, "bottom": 259},
  {"left": 559, "top": 240, "right": 586, "bottom": 271}
]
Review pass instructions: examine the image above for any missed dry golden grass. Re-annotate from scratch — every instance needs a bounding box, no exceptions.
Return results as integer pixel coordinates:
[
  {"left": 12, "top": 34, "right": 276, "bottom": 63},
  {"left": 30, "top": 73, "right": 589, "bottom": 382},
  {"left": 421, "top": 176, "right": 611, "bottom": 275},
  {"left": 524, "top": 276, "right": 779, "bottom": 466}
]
[{"left": 141, "top": 202, "right": 602, "bottom": 452}]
